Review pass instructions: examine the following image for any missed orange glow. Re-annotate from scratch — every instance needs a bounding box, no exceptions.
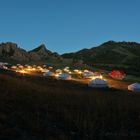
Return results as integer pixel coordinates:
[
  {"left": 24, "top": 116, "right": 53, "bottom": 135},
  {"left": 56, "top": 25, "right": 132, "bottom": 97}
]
[
  {"left": 91, "top": 75, "right": 103, "bottom": 80},
  {"left": 26, "top": 68, "right": 32, "bottom": 71},
  {"left": 78, "top": 71, "right": 82, "bottom": 74},
  {"left": 18, "top": 70, "right": 26, "bottom": 74},
  {"left": 55, "top": 73, "right": 60, "bottom": 77}
]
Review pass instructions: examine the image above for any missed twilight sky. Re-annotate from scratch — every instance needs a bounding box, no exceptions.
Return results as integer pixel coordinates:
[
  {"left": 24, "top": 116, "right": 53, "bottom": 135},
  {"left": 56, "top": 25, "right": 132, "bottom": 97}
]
[{"left": 0, "top": 0, "right": 140, "bottom": 54}]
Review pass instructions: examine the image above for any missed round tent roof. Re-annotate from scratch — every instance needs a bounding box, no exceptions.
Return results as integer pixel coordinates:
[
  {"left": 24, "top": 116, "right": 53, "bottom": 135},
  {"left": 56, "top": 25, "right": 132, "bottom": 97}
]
[
  {"left": 43, "top": 71, "right": 54, "bottom": 77},
  {"left": 128, "top": 83, "right": 140, "bottom": 92},
  {"left": 88, "top": 78, "right": 108, "bottom": 88},
  {"left": 109, "top": 70, "right": 126, "bottom": 80},
  {"left": 83, "top": 72, "right": 94, "bottom": 78},
  {"left": 42, "top": 69, "right": 49, "bottom": 73},
  {"left": 58, "top": 73, "right": 71, "bottom": 80}
]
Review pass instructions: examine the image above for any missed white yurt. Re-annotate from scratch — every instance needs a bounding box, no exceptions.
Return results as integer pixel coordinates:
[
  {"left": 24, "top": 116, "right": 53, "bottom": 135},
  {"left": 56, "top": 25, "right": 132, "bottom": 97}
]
[
  {"left": 41, "top": 69, "right": 49, "bottom": 73},
  {"left": 11, "top": 65, "right": 17, "bottom": 69},
  {"left": 58, "top": 73, "right": 71, "bottom": 80},
  {"left": 37, "top": 66, "right": 42, "bottom": 69},
  {"left": 0, "top": 65, "right": 7, "bottom": 70},
  {"left": 0, "top": 62, "right": 4, "bottom": 65},
  {"left": 43, "top": 65, "right": 46, "bottom": 68},
  {"left": 18, "top": 65, "right": 24, "bottom": 69},
  {"left": 74, "top": 69, "right": 79, "bottom": 73},
  {"left": 128, "top": 83, "right": 140, "bottom": 92},
  {"left": 43, "top": 71, "right": 54, "bottom": 77},
  {"left": 33, "top": 65, "right": 37, "bottom": 68},
  {"left": 83, "top": 72, "right": 94, "bottom": 78},
  {"left": 88, "top": 78, "right": 108, "bottom": 88},
  {"left": 84, "top": 69, "right": 89, "bottom": 73},
  {"left": 56, "top": 69, "right": 62, "bottom": 73}
]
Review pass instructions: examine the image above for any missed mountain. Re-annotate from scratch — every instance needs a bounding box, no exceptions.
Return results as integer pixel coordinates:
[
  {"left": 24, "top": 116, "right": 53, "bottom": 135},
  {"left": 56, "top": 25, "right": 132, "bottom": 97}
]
[
  {"left": 0, "top": 42, "right": 62, "bottom": 63},
  {"left": 0, "top": 42, "right": 30, "bottom": 62},
  {"left": 1, "top": 41, "right": 140, "bottom": 75},
  {"left": 62, "top": 41, "right": 140, "bottom": 75},
  {"left": 29, "top": 44, "right": 62, "bottom": 61},
  {"left": 62, "top": 41, "right": 140, "bottom": 66}
]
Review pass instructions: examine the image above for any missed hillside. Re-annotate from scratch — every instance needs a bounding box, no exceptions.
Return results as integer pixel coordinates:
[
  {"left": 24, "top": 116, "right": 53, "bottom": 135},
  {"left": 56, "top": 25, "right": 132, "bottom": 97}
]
[
  {"left": 62, "top": 41, "right": 140, "bottom": 74},
  {"left": 0, "top": 42, "right": 62, "bottom": 63},
  {"left": 62, "top": 41, "right": 140, "bottom": 64}
]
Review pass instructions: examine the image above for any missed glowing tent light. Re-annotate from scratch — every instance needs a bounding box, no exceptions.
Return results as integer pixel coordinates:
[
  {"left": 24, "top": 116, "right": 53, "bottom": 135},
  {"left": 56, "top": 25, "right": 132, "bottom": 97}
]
[
  {"left": 109, "top": 70, "right": 126, "bottom": 80},
  {"left": 17, "top": 70, "right": 26, "bottom": 74},
  {"left": 54, "top": 73, "right": 60, "bottom": 78}
]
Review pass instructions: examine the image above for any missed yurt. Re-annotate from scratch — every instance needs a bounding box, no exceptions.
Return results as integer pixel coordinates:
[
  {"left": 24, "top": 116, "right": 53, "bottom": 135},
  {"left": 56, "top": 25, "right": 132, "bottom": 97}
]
[
  {"left": 18, "top": 65, "right": 24, "bottom": 69},
  {"left": 48, "top": 66, "right": 53, "bottom": 70},
  {"left": 0, "top": 65, "right": 7, "bottom": 70},
  {"left": 84, "top": 70, "right": 89, "bottom": 73},
  {"left": 43, "top": 71, "right": 54, "bottom": 77},
  {"left": 41, "top": 69, "right": 49, "bottom": 73},
  {"left": 64, "top": 67, "right": 69, "bottom": 70},
  {"left": 37, "top": 66, "right": 42, "bottom": 69},
  {"left": 88, "top": 78, "right": 108, "bottom": 88},
  {"left": 73, "top": 69, "right": 79, "bottom": 73},
  {"left": 56, "top": 69, "right": 62, "bottom": 73},
  {"left": 83, "top": 71, "right": 94, "bottom": 79},
  {"left": 43, "top": 65, "right": 46, "bottom": 68},
  {"left": 109, "top": 70, "right": 126, "bottom": 80},
  {"left": 11, "top": 65, "right": 17, "bottom": 69},
  {"left": 128, "top": 83, "right": 140, "bottom": 92},
  {"left": 58, "top": 73, "right": 71, "bottom": 80},
  {"left": 0, "top": 62, "right": 4, "bottom": 65},
  {"left": 33, "top": 65, "right": 37, "bottom": 68}
]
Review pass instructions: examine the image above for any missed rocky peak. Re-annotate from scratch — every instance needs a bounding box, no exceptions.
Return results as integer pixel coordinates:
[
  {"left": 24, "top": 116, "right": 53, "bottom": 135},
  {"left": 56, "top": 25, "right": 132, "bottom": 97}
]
[
  {"left": 0, "top": 42, "right": 29, "bottom": 62},
  {"left": 31, "top": 44, "right": 46, "bottom": 52},
  {"left": 29, "top": 44, "right": 52, "bottom": 54},
  {"left": 0, "top": 42, "right": 62, "bottom": 63},
  {"left": 0, "top": 42, "right": 17, "bottom": 54}
]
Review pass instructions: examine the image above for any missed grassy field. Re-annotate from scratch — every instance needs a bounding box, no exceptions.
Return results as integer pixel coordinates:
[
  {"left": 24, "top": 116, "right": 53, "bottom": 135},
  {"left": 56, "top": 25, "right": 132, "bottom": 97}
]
[{"left": 0, "top": 70, "right": 140, "bottom": 140}]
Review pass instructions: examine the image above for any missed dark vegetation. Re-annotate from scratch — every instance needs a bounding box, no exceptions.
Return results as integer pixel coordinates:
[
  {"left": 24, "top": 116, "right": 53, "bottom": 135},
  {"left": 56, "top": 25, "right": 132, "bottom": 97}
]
[{"left": 0, "top": 69, "right": 140, "bottom": 140}]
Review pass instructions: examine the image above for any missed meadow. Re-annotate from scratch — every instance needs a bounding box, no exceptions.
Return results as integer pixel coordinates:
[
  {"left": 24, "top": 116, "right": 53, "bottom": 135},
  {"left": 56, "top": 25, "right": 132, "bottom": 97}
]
[{"left": 0, "top": 70, "right": 140, "bottom": 140}]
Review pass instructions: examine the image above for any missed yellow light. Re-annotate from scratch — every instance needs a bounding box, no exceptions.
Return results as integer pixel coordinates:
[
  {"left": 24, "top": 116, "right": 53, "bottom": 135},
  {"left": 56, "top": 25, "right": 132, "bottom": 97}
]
[
  {"left": 78, "top": 71, "right": 82, "bottom": 74},
  {"left": 91, "top": 75, "right": 103, "bottom": 80},
  {"left": 18, "top": 70, "right": 26, "bottom": 74},
  {"left": 100, "top": 75, "right": 103, "bottom": 79},
  {"left": 68, "top": 71, "right": 72, "bottom": 74},
  {"left": 55, "top": 73, "right": 59, "bottom": 77},
  {"left": 26, "top": 68, "right": 32, "bottom": 71}
]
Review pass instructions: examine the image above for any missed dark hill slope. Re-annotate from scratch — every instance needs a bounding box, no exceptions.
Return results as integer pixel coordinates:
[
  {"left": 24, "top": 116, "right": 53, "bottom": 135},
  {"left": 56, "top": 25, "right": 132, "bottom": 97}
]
[{"left": 62, "top": 41, "right": 140, "bottom": 65}]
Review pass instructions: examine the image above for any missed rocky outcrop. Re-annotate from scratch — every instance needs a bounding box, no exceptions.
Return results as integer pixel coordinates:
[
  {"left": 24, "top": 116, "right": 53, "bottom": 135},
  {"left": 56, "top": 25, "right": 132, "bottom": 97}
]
[
  {"left": 29, "top": 44, "right": 62, "bottom": 61},
  {"left": 0, "top": 42, "right": 30, "bottom": 62},
  {"left": 0, "top": 42, "right": 62, "bottom": 63}
]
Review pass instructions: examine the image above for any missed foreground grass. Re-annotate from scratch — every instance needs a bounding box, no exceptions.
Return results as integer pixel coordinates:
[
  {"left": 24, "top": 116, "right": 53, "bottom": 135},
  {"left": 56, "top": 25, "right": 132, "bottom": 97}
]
[{"left": 0, "top": 71, "right": 140, "bottom": 140}]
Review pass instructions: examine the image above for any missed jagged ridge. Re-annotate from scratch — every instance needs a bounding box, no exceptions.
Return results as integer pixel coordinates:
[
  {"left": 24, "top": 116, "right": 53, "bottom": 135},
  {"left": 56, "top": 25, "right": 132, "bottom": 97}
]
[{"left": 0, "top": 42, "right": 62, "bottom": 63}]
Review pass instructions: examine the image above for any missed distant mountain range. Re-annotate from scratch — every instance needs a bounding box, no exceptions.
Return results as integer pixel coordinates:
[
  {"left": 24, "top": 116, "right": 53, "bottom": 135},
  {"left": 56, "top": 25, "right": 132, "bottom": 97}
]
[
  {"left": 0, "top": 42, "right": 62, "bottom": 63},
  {"left": 0, "top": 41, "right": 140, "bottom": 71}
]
